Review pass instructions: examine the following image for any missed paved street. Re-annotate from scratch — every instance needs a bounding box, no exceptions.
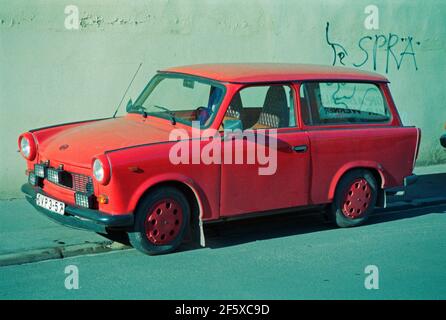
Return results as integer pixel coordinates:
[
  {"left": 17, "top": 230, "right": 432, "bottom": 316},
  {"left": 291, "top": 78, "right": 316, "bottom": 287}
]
[{"left": 1, "top": 203, "right": 445, "bottom": 300}]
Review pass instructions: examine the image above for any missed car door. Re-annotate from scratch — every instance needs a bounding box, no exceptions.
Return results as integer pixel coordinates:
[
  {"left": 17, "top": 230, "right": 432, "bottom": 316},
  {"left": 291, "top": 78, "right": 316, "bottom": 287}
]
[{"left": 219, "top": 84, "right": 311, "bottom": 217}]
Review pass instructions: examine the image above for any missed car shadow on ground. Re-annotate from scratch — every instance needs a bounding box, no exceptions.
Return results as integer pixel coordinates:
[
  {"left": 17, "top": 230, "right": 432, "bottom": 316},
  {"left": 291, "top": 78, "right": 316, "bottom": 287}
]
[
  {"left": 100, "top": 172, "right": 446, "bottom": 254},
  {"left": 392, "top": 173, "right": 446, "bottom": 201},
  {"left": 199, "top": 172, "right": 446, "bottom": 251},
  {"left": 195, "top": 203, "right": 446, "bottom": 251},
  {"left": 101, "top": 199, "right": 446, "bottom": 254}
]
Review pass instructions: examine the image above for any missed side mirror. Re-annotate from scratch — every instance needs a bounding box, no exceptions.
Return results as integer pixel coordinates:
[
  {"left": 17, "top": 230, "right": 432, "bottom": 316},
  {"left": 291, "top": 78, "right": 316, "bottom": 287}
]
[
  {"left": 125, "top": 99, "right": 133, "bottom": 112},
  {"left": 223, "top": 119, "right": 243, "bottom": 131},
  {"left": 441, "top": 134, "right": 446, "bottom": 148}
]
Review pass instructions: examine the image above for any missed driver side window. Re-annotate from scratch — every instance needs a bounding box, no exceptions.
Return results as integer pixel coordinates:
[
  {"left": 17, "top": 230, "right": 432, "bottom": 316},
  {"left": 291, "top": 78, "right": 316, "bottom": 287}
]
[{"left": 138, "top": 76, "right": 224, "bottom": 128}]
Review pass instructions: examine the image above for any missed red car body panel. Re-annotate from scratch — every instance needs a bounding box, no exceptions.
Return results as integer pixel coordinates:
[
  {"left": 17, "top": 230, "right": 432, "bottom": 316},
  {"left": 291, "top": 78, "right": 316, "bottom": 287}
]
[
  {"left": 19, "top": 64, "right": 420, "bottom": 225},
  {"left": 307, "top": 126, "right": 419, "bottom": 204},
  {"left": 219, "top": 128, "right": 311, "bottom": 217},
  {"left": 36, "top": 115, "right": 176, "bottom": 168}
]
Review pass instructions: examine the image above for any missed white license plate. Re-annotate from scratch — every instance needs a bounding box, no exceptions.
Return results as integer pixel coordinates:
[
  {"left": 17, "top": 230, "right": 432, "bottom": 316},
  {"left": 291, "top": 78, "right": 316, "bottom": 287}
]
[{"left": 36, "top": 193, "right": 65, "bottom": 215}]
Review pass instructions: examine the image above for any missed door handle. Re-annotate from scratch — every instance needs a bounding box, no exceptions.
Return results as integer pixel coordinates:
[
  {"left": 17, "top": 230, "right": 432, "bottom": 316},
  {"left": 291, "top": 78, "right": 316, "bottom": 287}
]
[{"left": 292, "top": 145, "right": 308, "bottom": 153}]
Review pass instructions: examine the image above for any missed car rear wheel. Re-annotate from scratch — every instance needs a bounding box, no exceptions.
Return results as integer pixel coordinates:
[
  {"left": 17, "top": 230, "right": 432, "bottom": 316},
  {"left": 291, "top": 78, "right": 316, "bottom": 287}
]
[
  {"left": 331, "top": 169, "right": 378, "bottom": 228},
  {"left": 128, "top": 187, "right": 190, "bottom": 255}
]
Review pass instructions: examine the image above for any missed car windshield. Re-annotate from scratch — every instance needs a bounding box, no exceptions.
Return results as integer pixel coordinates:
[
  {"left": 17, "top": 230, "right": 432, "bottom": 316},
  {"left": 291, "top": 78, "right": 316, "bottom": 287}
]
[{"left": 130, "top": 74, "right": 225, "bottom": 128}]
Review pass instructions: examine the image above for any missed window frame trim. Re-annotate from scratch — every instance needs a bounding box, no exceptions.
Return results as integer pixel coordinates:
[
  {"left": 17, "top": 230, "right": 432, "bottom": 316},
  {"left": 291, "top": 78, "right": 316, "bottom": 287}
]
[
  {"left": 218, "top": 82, "right": 301, "bottom": 134},
  {"left": 133, "top": 72, "right": 227, "bottom": 130},
  {"left": 296, "top": 80, "right": 394, "bottom": 129}
]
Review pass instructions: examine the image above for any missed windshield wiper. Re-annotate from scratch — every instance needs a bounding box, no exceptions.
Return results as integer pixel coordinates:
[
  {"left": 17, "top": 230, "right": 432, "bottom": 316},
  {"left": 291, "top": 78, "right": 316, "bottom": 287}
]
[
  {"left": 127, "top": 104, "right": 150, "bottom": 119},
  {"left": 152, "top": 105, "right": 177, "bottom": 125},
  {"left": 129, "top": 104, "right": 146, "bottom": 113},
  {"left": 130, "top": 104, "right": 177, "bottom": 125}
]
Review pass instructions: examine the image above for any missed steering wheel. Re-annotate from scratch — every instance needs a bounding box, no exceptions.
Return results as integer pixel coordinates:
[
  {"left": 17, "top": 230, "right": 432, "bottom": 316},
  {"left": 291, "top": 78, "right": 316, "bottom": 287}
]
[{"left": 195, "top": 106, "right": 211, "bottom": 125}]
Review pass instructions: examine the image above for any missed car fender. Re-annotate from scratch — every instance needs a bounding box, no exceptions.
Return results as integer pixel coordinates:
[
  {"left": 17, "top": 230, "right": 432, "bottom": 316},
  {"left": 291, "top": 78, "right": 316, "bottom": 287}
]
[
  {"left": 128, "top": 173, "right": 212, "bottom": 247},
  {"left": 328, "top": 161, "right": 386, "bottom": 201},
  {"left": 129, "top": 172, "right": 212, "bottom": 220}
]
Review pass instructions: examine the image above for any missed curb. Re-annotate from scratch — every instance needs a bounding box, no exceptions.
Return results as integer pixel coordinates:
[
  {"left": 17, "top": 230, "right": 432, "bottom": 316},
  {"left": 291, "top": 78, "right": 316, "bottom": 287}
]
[{"left": 0, "top": 241, "right": 131, "bottom": 267}]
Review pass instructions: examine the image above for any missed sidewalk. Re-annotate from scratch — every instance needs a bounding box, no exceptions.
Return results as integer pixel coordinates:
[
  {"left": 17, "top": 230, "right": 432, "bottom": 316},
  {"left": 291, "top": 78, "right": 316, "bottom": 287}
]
[
  {"left": 0, "top": 200, "right": 129, "bottom": 266},
  {"left": 1, "top": 164, "right": 445, "bottom": 266}
]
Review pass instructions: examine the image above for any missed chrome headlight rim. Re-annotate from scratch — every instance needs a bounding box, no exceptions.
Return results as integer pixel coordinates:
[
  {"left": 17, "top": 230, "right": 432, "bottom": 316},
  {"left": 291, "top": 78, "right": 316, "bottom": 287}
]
[{"left": 18, "top": 133, "right": 37, "bottom": 161}]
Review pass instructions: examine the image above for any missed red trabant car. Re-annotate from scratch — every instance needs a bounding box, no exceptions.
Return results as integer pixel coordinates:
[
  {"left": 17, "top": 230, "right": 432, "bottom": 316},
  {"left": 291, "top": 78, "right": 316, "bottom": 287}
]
[{"left": 19, "top": 64, "right": 420, "bottom": 255}]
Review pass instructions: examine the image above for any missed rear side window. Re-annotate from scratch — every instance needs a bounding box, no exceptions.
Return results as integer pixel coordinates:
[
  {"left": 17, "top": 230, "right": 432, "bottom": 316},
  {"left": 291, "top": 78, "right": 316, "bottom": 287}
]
[{"left": 300, "top": 82, "right": 391, "bottom": 125}]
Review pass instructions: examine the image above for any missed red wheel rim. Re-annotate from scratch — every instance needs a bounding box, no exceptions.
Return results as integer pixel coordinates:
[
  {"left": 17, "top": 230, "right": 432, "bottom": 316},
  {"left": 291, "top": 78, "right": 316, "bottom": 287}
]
[
  {"left": 342, "top": 178, "right": 372, "bottom": 219},
  {"left": 144, "top": 199, "right": 183, "bottom": 245}
]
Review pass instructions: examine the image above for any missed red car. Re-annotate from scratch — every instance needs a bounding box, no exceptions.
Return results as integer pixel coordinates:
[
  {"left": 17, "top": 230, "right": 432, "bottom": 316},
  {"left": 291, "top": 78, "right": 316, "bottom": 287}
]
[{"left": 19, "top": 64, "right": 420, "bottom": 255}]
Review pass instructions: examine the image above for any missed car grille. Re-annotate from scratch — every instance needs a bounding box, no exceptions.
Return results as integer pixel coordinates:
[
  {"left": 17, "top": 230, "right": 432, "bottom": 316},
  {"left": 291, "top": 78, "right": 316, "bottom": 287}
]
[
  {"left": 48, "top": 171, "right": 94, "bottom": 194},
  {"left": 71, "top": 173, "right": 94, "bottom": 194}
]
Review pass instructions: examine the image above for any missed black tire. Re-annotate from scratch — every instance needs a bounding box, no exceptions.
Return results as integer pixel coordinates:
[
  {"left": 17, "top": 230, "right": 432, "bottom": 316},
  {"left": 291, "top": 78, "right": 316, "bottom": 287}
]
[
  {"left": 128, "top": 187, "right": 190, "bottom": 255},
  {"left": 331, "top": 169, "right": 378, "bottom": 228}
]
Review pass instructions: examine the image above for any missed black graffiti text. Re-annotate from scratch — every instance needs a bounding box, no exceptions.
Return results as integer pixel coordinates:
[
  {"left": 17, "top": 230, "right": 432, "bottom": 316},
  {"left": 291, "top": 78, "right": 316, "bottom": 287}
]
[{"left": 325, "top": 22, "right": 421, "bottom": 73}]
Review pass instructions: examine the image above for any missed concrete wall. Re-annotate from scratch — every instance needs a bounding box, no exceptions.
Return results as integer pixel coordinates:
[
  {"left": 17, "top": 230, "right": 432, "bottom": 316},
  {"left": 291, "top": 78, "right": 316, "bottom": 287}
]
[{"left": 1, "top": 0, "right": 445, "bottom": 199}]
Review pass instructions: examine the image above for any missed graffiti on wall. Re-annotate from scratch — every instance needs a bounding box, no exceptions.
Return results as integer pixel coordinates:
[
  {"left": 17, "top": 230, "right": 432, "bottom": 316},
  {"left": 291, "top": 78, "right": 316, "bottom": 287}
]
[{"left": 325, "top": 22, "right": 421, "bottom": 73}]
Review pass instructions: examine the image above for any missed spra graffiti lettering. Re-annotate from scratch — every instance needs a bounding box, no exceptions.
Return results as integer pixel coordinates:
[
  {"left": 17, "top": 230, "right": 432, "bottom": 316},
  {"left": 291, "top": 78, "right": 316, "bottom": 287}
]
[{"left": 325, "top": 22, "right": 421, "bottom": 73}]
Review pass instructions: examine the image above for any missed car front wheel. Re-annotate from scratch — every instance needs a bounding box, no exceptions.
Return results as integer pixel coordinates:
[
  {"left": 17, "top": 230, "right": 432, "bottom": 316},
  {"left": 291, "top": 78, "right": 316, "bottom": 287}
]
[
  {"left": 128, "top": 187, "right": 190, "bottom": 255},
  {"left": 331, "top": 169, "right": 378, "bottom": 228}
]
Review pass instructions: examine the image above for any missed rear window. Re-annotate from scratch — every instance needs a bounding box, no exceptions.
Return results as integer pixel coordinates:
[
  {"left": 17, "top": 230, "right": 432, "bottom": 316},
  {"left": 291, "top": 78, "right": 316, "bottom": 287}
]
[{"left": 300, "top": 82, "right": 391, "bottom": 125}]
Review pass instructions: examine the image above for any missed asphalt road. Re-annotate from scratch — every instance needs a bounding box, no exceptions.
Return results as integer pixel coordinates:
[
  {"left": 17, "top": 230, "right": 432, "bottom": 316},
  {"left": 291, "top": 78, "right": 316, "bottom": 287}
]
[{"left": 1, "top": 204, "right": 445, "bottom": 300}]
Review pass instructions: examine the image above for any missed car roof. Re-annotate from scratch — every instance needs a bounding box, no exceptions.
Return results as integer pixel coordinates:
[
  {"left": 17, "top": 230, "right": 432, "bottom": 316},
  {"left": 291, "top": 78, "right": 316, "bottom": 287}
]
[{"left": 160, "top": 63, "right": 389, "bottom": 84}]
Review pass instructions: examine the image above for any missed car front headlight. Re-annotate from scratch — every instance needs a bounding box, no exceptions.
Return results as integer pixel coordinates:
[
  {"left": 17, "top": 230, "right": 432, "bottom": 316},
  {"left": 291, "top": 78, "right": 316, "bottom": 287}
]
[
  {"left": 92, "top": 156, "right": 111, "bottom": 185},
  {"left": 18, "top": 133, "right": 37, "bottom": 161},
  {"left": 20, "top": 137, "right": 30, "bottom": 158},
  {"left": 93, "top": 159, "right": 104, "bottom": 182}
]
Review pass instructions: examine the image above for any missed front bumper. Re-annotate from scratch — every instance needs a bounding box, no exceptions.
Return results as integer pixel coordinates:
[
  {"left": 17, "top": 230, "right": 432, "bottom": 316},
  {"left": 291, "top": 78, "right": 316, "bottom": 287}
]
[{"left": 22, "top": 183, "right": 134, "bottom": 233}]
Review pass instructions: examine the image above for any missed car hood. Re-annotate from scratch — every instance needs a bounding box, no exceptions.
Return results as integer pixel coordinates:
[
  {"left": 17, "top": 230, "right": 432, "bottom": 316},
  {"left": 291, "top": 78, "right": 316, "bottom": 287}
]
[{"left": 38, "top": 116, "right": 174, "bottom": 168}]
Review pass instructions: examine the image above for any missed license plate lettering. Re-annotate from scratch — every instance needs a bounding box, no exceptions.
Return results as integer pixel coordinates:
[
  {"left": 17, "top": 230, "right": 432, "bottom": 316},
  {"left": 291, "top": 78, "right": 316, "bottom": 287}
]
[{"left": 35, "top": 194, "right": 65, "bottom": 215}]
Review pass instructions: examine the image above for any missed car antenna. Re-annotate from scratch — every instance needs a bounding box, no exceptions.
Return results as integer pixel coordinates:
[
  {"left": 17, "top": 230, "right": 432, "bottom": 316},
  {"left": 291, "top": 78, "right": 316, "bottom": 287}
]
[{"left": 112, "top": 62, "right": 143, "bottom": 118}]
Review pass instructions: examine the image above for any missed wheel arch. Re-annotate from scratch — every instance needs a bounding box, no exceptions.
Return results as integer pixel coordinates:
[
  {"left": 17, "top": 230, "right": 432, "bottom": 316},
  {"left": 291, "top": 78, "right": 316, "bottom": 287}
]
[
  {"left": 129, "top": 174, "right": 213, "bottom": 223},
  {"left": 135, "top": 180, "right": 199, "bottom": 220},
  {"left": 328, "top": 162, "right": 385, "bottom": 201}
]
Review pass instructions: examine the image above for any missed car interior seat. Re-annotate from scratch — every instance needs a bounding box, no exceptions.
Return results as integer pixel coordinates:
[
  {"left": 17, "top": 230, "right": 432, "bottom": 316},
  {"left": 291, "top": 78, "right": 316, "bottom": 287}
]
[{"left": 254, "top": 86, "right": 289, "bottom": 128}]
